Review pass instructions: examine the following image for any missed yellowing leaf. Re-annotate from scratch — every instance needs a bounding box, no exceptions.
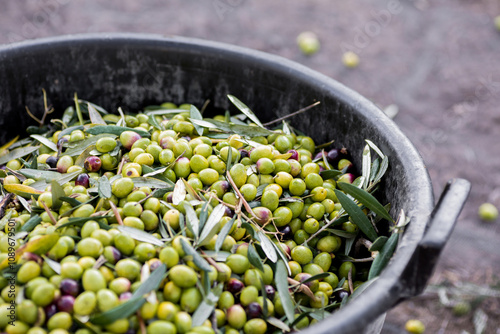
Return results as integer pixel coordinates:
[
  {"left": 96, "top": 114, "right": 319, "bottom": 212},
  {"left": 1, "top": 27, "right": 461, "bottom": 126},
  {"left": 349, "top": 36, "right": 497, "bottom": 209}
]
[
  {"left": 3, "top": 184, "right": 43, "bottom": 198},
  {"left": 0, "top": 234, "right": 60, "bottom": 270}
]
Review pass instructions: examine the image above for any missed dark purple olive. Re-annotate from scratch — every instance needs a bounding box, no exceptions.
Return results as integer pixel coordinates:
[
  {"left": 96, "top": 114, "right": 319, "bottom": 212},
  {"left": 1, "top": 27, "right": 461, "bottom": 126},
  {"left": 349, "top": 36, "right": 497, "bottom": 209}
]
[
  {"left": 44, "top": 303, "right": 58, "bottom": 319},
  {"left": 75, "top": 173, "right": 90, "bottom": 188},
  {"left": 226, "top": 278, "right": 245, "bottom": 295},
  {"left": 246, "top": 302, "right": 262, "bottom": 319},
  {"left": 264, "top": 285, "right": 275, "bottom": 300},
  {"left": 287, "top": 150, "right": 299, "bottom": 160},
  {"left": 59, "top": 279, "right": 79, "bottom": 297},
  {"left": 166, "top": 193, "right": 173, "bottom": 203},
  {"left": 57, "top": 295, "right": 75, "bottom": 313},
  {"left": 224, "top": 206, "right": 235, "bottom": 218},
  {"left": 327, "top": 148, "right": 340, "bottom": 164},
  {"left": 45, "top": 156, "right": 59, "bottom": 168},
  {"left": 181, "top": 136, "right": 191, "bottom": 141},
  {"left": 119, "top": 292, "right": 133, "bottom": 301},
  {"left": 22, "top": 252, "right": 42, "bottom": 264},
  {"left": 333, "top": 289, "right": 350, "bottom": 303},
  {"left": 319, "top": 165, "right": 325, "bottom": 172},
  {"left": 313, "top": 152, "right": 324, "bottom": 161},
  {"left": 84, "top": 156, "right": 102, "bottom": 172},
  {"left": 279, "top": 225, "right": 293, "bottom": 240},
  {"left": 103, "top": 246, "right": 122, "bottom": 264},
  {"left": 239, "top": 149, "right": 249, "bottom": 159}
]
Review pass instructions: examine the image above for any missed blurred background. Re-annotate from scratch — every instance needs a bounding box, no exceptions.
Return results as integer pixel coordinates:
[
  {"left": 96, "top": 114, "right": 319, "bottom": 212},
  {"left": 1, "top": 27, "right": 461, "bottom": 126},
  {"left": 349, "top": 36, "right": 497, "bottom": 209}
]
[{"left": 1, "top": 1, "right": 499, "bottom": 332}]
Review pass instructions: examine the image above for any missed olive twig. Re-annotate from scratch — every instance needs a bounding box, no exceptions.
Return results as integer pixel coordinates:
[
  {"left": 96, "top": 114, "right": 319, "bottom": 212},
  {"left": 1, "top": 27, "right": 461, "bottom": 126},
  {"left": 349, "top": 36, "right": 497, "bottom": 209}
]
[
  {"left": 287, "top": 277, "right": 317, "bottom": 301},
  {"left": 305, "top": 209, "right": 346, "bottom": 243},
  {"left": 226, "top": 172, "right": 258, "bottom": 220},
  {"left": 262, "top": 101, "right": 321, "bottom": 126},
  {"left": 108, "top": 201, "right": 124, "bottom": 225},
  {"left": 0, "top": 193, "right": 14, "bottom": 218},
  {"left": 201, "top": 250, "right": 223, "bottom": 272},
  {"left": 40, "top": 201, "right": 58, "bottom": 225},
  {"left": 348, "top": 268, "right": 354, "bottom": 294}
]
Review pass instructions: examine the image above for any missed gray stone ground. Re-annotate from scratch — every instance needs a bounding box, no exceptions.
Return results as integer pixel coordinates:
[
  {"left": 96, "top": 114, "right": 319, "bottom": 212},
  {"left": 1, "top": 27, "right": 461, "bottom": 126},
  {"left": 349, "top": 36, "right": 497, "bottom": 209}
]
[{"left": 1, "top": 0, "right": 500, "bottom": 332}]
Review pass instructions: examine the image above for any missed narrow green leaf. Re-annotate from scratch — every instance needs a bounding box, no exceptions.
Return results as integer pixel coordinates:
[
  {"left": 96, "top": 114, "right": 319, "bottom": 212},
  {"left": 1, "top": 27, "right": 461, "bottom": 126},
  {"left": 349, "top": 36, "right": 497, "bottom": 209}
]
[
  {"left": 326, "top": 228, "right": 357, "bottom": 239},
  {"left": 42, "top": 256, "right": 61, "bottom": 275},
  {"left": 87, "top": 103, "right": 106, "bottom": 125},
  {"left": 180, "top": 238, "right": 212, "bottom": 272},
  {"left": 97, "top": 175, "right": 112, "bottom": 199},
  {"left": 267, "top": 317, "right": 290, "bottom": 332},
  {"left": 198, "top": 200, "right": 210, "bottom": 232},
  {"left": 282, "top": 121, "right": 291, "bottom": 135},
  {"left": 202, "top": 250, "right": 231, "bottom": 262},
  {"left": 78, "top": 100, "right": 109, "bottom": 114},
  {"left": 85, "top": 125, "right": 150, "bottom": 138},
  {"left": 57, "top": 216, "right": 112, "bottom": 230},
  {"left": 373, "top": 155, "right": 389, "bottom": 184},
  {"left": 337, "top": 182, "right": 393, "bottom": 222},
  {"left": 191, "top": 283, "right": 223, "bottom": 327},
  {"left": 198, "top": 204, "right": 225, "bottom": 246},
  {"left": 227, "top": 95, "right": 264, "bottom": 128},
  {"left": 60, "top": 196, "right": 82, "bottom": 207},
  {"left": 74, "top": 145, "right": 97, "bottom": 168},
  {"left": 131, "top": 177, "right": 174, "bottom": 189},
  {"left": 362, "top": 145, "right": 371, "bottom": 189},
  {"left": 297, "top": 272, "right": 330, "bottom": 285},
  {"left": 16, "top": 195, "right": 31, "bottom": 213},
  {"left": 172, "top": 179, "right": 186, "bottom": 205},
  {"left": 275, "top": 260, "right": 295, "bottom": 324},
  {"left": 215, "top": 217, "right": 235, "bottom": 253},
  {"left": 335, "top": 189, "right": 378, "bottom": 241},
  {"left": 256, "top": 231, "right": 277, "bottom": 263},
  {"left": 203, "top": 119, "right": 274, "bottom": 137},
  {"left": 131, "top": 263, "right": 167, "bottom": 298},
  {"left": 0, "top": 211, "right": 13, "bottom": 231},
  {"left": 365, "top": 139, "right": 385, "bottom": 159},
  {"left": 17, "top": 169, "right": 66, "bottom": 183},
  {"left": 225, "top": 143, "right": 233, "bottom": 173},
  {"left": 183, "top": 203, "right": 200, "bottom": 239},
  {"left": 320, "top": 169, "right": 342, "bottom": 180},
  {"left": 189, "top": 118, "right": 218, "bottom": 129},
  {"left": 30, "top": 135, "right": 57, "bottom": 152},
  {"left": 241, "top": 222, "right": 256, "bottom": 239},
  {"left": 116, "top": 226, "right": 164, "bottom": 247},
  {"left": 368, "top": 233, "right": 398, "bottom": 280},
  {"left": 147, "top": 114, "right": 163, "bottom": 131},
  {"left": 50, "top": 180, "right": 66, "bottom": 211},
  {"left": 369, "top": 236, "right": 388, "bottom": 252},
  {"left": 64, "top": 134, "right": 116, "bottom": 156},
  {"left": 145, "top": 108, "right": 186, "bottom": 115},
  {"left": 58, "top": 125, "right": 84, "bottom": 139},
  {"left": 190, "top": 105, "right": 204, "bottom": 136},
  {"left": 370, "top": 158, "right": 380, "bottom": 183},
  {"left": 0, "top": 146, "right": 40, "bottom": 165},
  {"left": 247, "top": 242, "right": 265, "bottom": 272}
]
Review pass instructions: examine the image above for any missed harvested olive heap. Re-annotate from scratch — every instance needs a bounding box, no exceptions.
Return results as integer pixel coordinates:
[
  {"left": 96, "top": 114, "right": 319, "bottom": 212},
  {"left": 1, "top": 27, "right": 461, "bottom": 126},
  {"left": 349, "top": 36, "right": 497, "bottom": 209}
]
[{"left": 0, "top": 95, "right": 404, "bottom": 334}]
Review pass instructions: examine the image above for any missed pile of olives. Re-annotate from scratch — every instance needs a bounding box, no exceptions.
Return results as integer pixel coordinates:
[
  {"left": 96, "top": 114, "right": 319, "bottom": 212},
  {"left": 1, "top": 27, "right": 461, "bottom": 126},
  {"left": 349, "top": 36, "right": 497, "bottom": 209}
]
[{"left": 0, "top": 98, "right": 392, "bottom": 334}]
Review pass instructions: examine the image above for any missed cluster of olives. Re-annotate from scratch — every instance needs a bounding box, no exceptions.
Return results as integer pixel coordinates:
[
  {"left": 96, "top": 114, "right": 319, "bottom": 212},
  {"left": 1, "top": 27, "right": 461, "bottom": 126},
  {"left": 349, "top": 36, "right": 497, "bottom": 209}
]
[{"left": 0, "top": 101, "right": 379, "bottom": 334}]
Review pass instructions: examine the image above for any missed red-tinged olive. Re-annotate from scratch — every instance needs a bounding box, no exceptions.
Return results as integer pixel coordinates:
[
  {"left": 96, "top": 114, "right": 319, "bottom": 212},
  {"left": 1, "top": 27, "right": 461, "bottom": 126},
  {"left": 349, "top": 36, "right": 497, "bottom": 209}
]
[
  {"left": 60, "top": 279, "right": 80, "bottom": 297},
  {"left": 264, "top": 285, "right": 275, "bottom": 300},
  {"left": 337, "top": 173, "right": 354, "bottom": 184},
  {"left": 75, "top": 173, "right": 90, "bottom": 188},
  {"left": 338, "top": 159, "right": 353, "bottom": 172},
  {"left": 103, "top": 246, "right": 122, "bottom": 264},
  {"left": 84, "top": 156, "right": 102, "bottom": 172},
  {"left": 287, "top": 149, "right": 299, "bottom": 160},
  {"left": 120, "top": 292, "right": 133, "bottom": 302},
  {"left": 226, "top": 278, "right": 245, "bottom": 295},
  {"left": 246, "top": 302, "right": 262, "bottom": 319},
  {"left": 224, "top": 206, "right": 234, "bottom": 217},
  {"left": 57, "top": 295, "right": 75, "bottom": 313},
  {"left": 46, "top": 156, "right": 58, "bottom": 168},
  {"left": 252, "top": 207, "right": 273, "bottom": 226},
  {"left": 120, "top": 131, "right": 142, "bottom": 150},
  {"left": 149, "top": 259, "right": 162, "bottom": 272}
]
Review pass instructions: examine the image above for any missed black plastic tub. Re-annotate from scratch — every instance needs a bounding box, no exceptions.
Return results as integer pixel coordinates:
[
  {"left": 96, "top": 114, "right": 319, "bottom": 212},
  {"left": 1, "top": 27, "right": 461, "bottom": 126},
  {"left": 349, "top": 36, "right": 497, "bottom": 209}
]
[{"left": 0, "top": 34, "right": 470, "bottom": 333}]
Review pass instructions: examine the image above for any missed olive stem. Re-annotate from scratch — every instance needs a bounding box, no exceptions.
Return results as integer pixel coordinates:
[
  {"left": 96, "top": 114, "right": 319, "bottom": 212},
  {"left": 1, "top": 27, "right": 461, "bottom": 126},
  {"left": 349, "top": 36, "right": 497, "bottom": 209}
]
[
  {"left": 356, "top": 238, "right": 373, "bottom": 251},
  {"left": 348, "top": 268, "right": 354, "bottom": 294},
  {"left": 262, "top": 101, "right": 321, "bottom": 126},
  {"left": 348, "top": 257, "right": 374, "bottom": 263},
  {"left": 200, "top": 99, "right": 211, "bottom": 114},
  {"left": 116, "top": 156, "right": 127, "bottom": 176},
  {"left": 201, "top": 250, "right": 223, "bottom": 272},
  {"left": 108, "top": 201, "right": 124, "bottom": 225},
  {"left": 226, "top": 172, "right": 258, "bottom": 220},
  {"left": 305, "top": 209, "right": 346, "bottom": 244},
  {"left": 40, "top": 201, "right": 58, "bottom": 225},
  {"left": 287, "top": 277, "right": 317, "bottom": 301}
]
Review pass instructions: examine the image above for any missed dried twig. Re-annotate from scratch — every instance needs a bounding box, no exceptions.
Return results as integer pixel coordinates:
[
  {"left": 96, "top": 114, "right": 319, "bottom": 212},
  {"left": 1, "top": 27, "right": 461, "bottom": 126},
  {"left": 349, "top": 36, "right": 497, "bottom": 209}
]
[{"left": 262, "top": 101, "right": 321, "bottom": 126}]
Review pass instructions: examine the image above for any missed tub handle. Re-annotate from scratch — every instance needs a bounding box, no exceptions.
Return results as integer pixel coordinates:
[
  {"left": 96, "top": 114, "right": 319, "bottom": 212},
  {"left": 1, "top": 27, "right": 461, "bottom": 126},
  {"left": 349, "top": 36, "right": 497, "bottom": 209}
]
[{"left": 399, "top": 178, "right": 471, "bottom": 297}]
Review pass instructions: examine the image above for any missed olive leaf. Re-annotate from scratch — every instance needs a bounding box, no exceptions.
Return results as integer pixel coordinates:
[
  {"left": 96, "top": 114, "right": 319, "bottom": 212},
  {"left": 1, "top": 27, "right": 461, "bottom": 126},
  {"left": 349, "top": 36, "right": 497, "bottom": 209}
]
[
  {"left": 180, "top": 238, "right": 212, "bottom": 272},
  {"left": 320, "top": 169, "right": 343, "bottom": 180},
  {"left": 372, "top": 155, "right": 389, "bottom": 185},
  {"left": 337, "top": 182, "right": 393, "bottom": 222},
  {"left": 42, "top": 255, "right": 61, "bottom": 275},
  {"left": 368, "top": 232, "right": 398, "bottom": 280},
  {"left": 215, "top": 217, "right": 235, "bottom": 253},
  {"left": 344, "top": 233, "right": 356, "bottom": 256},
  {"left": 91, "top": 264, "right": 166, "bottom": 326},
  {"left": 369, "top": 236, "right": 388, "bottom": 252},
  {"left": 365, "top": 139, "right": 385, "bottom": 159},
  {"left": 50, "top": 180, "right": 66, "bottom": 211},
  {"left": 0, "top": 145, "right": 40, "bottom": 165},
  {"left": 131, "top": 177, "right": 174, "bottom": 189},
  {"left": 267, "top": 317, "right": 290, "bottom": 332},
  {"left": 256, "top": 231, "right": 277, "bottom": 263},
  {"left": 20, "top": 215, "right": 42, "bottom": 232},
  {"left": 97, "top": 175, "right": 112, "bottom": 199},
  {"left": 362, "top": 145, "right": 371, "bottom": 189},
  {"left": 0, "top": 234, "right": 60, "bottom": 270},
  {"left": 58, "top": 125, "right": 84, "bottom": 139},
  {"left": 57, "top": 217, "right": 112, "bottom": 231},
  {"left": 202, "top": 250, "right": 232, "bottom": 262},
  {"left": 247, "top": 242, "right": 265, "bottom": 272},
  {"left": 3, "top": 184, "right": 42, "bottom": 198},
  {"left": 204, "top": 119, "right": 274, "bottom": 137},
  {"left": 87, "top": 103, "right": 106, "bottom": 125},
  {"left": 74, "top": 145, "right": 97, "bottom": 168},
  {"left": 275, "top": 260, "right": 295, "bottom": 324},
  {"left": 191, "top": 283, "right": 223, "bottom": 327},
  {"left": 85, "top": 125, "right": 150, "bottom": 138},
  {"left": 369, "top": 158, "right": 380, "bottom": 183},
  {"left": 172, "top": 179, "right": 186, "bottom": 205},
  {"left": 198, "top": 200, "right": 210, "bottom": 231},
  {"left": 334, "top": 189, "right": 378, "bottom": 242},
  {"left": 198, "top": 204, "right": 226, "bottom": 246},
  {"left": 190, "top": 105, "right": 204, "bottom": 136},
  {"left": 78, "top": 100, "right": 109, "bottom": 115},
  {"left": 227, "top": 94, "right": 265, "bottom": 128},
  {"left": 0, "top": 211, "right": 13, "bottom": 231},
  {"left": 30, "top": 135, "right": 57, "bottom": 152},
  {"left": 116, "top": 226, "right": 164, "bottom": 247},
  {"left": 183, "top": 202, "right": 200, "bottom": 239},
  {"left": 16, "top": 195, "right": 32, "bottom": 213},
  {"left": 325, "top": 229, "right": 357, "bottom": 239},
  {"left": 147, "top": 114, "right": 163, "bottom": 131},
  {"left": 295, "top": 272, "right": 330, "bottom": 285},
  {"left": 64, "top": 134, "right": 116, "bottom": 156}
]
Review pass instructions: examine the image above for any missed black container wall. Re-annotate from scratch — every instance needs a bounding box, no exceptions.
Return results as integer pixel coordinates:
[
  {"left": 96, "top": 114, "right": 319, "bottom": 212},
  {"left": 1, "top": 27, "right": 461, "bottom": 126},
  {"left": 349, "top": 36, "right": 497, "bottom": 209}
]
[{"left": 0, "top": 34, "right": 470, "bottom": 333}]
